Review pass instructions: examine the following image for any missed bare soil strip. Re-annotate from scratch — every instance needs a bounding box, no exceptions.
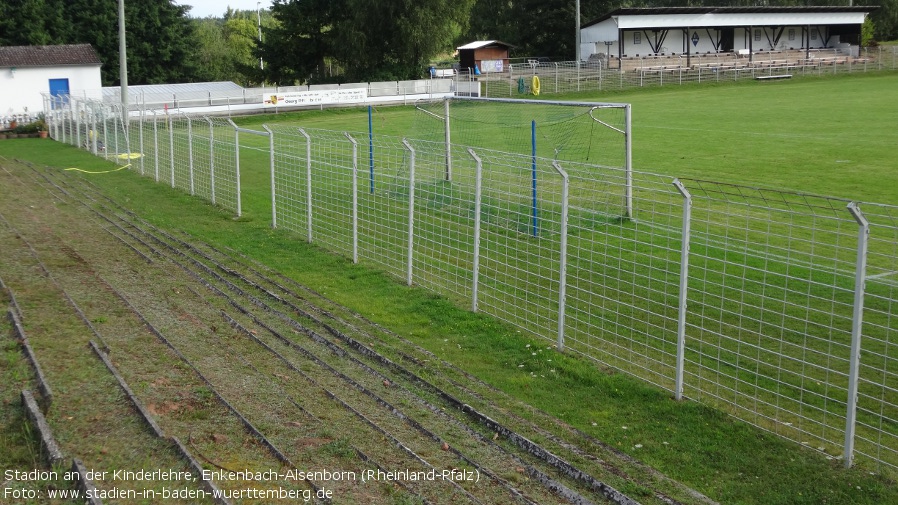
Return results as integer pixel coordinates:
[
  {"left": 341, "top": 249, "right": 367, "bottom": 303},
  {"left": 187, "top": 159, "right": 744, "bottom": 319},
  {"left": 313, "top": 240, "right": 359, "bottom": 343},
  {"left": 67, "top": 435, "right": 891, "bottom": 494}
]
[{"left": 0, "top": 157, "right": 717, "bottom": 505}]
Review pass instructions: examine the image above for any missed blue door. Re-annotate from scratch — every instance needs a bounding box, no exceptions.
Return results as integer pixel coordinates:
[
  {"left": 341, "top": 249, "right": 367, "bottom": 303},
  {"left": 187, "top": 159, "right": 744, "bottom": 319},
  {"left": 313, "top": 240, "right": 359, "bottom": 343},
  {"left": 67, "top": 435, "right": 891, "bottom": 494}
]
[{"left": 48, "top": 78, "right": 70, "bottom": 109}]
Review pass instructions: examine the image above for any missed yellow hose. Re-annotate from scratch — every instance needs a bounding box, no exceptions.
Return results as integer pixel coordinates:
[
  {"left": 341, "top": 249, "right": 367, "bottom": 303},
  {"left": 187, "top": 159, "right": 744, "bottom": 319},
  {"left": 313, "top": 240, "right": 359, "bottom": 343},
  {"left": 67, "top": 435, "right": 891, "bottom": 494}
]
[
  {"left": 65, "top": 164, "right": 131, "bottom": 174},
  {"left": 531, "top": 75, "right": 541, "bottom": 96}
]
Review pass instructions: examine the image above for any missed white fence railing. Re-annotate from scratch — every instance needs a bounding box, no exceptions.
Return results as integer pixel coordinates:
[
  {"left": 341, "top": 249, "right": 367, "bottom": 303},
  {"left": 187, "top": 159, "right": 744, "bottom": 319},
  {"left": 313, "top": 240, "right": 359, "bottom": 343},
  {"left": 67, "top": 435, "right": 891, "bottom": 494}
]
[
  {"left": 455, "top": 46, "right": 898, "bottom": 98},
  {"left": 46, "top": 99, "right": 898, "bottom": 478},
  {"left": 37, "top": 47, "right": 898, "bottom": 120},
  {"left": 264, "top": 127, "right": 898, "bottom": 475},
  {"left": 48, "top": 96, "right": 242, "bottom": 216}
]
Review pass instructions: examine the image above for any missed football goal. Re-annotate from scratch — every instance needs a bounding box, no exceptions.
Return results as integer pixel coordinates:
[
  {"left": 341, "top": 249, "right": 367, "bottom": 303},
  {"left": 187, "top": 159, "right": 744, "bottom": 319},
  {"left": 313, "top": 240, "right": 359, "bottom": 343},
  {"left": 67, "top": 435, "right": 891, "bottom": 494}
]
[{"left": 409, "top": 96, "right": 633, "bottom": 217}]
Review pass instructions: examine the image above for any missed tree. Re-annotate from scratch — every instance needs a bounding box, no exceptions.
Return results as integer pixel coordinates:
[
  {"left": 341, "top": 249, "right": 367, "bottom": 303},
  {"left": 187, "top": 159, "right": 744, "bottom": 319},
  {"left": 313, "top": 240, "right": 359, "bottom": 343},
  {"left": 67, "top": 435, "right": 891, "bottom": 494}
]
[
  {"left": 259, "top": 0, "right": 342, "bottom": 85},
  {"left": 118, "top": 1, "right": 197, "bottom": 85},
  {"left": 0, "top": 0, "right": 198, "bottom": 86},
  {"left": 193, "top": 18, "right": 235, "bottom": 82},
  {"left": 0, "top": 0, "right": 70, "bottom": 46},
  {"left": 224, "top": 12, "right": 265, "bottom": 85},
  {"left": 336, "top": 0, "right": 475, "bottom": 81},
  {"left": 870, "top": 0, "right": 898, "bottom": 41},
  {"left": 261, "top": 0, "right": 476, "bottom": 83}
]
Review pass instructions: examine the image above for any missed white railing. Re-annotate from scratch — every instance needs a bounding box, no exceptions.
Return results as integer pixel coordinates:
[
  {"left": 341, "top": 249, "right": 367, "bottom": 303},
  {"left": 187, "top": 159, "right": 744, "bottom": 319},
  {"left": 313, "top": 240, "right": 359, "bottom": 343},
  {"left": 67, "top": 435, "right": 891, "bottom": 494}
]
[
  {"left": 46, "top": 96, "right": 898, "bottom": 478},
  {"left": 454, "top": 46, "right": 898, "bottom": 98}
]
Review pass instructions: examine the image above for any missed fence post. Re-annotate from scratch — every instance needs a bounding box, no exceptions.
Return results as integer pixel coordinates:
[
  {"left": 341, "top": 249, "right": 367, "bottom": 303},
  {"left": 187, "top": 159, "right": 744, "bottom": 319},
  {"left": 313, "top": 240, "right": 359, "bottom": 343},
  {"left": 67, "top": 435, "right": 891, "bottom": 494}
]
[
  {"left": 263, "top": 125, "right": 276, "bottom": 228},
  {"left": 444, "top": 98, "right": 452, "bottom": 181},
  {"left": 92, "top": 104, "right": 100, "bottom": 155},
  {"left": 298, "top": 128, "right": 313, "bottom": 243},
  {"left": 206, "top": 117, "right": 215, "bottom": 205},
  {"left": 168, "top": 111, "right": 175, "bottom": 188},
  {"left": 229, "top": 119, "right": 242, "bottom": 217},
  {"left": 556, "top": 63, "right": 561, "bottom": 93},
  {"left": 345, "top": 133, "right": 359, "bottom": 264},
  {"left": 187, "top": 115, "right": 195, "bottom": 195},
  {"left": 672, "top": 179, "right": 693, "bottom": 400},
  {"left": 57, "top": 97, "right": 64, "bottom": 144},
  {"left": 843, "top": 201, "right": 869, "bottom": 468},
  {"left": 153, "top": 111, "right": 160, "bottom": 183},
  {"left": 88, "top": 104, "right": 96, "bottom": 155},
  {"left": 368, "top": 106, "right": 375, "bottom": 193},
  {"left": 508, "top": 65, "right": 514, "bottom": 96},
  {"left": 138, "top": 104, "right": 145, "bottom": 175},
  {"left": 469, "top": 148, "right": 483, "bottom": 312},
  {"left": 103, "top": 104, "right": 110, "bottom": 160},
  {"left": 531, "top": 120, "right": 538, "bottom": 237},
  {"left": 624, "top": 104, "right": 634, "bottom": 219},
  {"left": 552, "top": 161, "right": 570, "bottom": 352},
  {"left": 74, "top": 100, "right": 80, "bottom": 149},
  {"left": 402, "top": 139, "right": 416, "bottom": 286},
  {"left": 113, "top": 105, "right": 120, "bottom": 158}
]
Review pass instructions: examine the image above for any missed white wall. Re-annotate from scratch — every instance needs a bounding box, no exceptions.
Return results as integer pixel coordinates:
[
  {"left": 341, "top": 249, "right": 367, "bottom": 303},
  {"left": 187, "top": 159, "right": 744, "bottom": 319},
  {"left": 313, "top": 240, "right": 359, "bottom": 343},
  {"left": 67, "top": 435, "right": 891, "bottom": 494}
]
[{"left": 0, "top": 65, "right": 101, "bottom": 117}]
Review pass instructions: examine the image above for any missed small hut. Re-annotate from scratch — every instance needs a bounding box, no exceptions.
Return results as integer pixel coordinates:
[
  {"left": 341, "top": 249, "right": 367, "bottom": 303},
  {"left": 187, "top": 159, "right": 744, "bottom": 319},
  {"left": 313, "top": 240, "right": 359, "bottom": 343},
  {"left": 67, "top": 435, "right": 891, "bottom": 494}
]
[{"left": 457, "top": 40, "right": 513, "bottom": 73}]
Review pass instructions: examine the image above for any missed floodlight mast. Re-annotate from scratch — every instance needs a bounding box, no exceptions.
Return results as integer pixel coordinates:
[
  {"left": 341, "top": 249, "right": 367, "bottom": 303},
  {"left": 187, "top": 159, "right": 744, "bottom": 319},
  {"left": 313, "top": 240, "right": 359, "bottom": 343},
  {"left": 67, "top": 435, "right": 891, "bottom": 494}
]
[
  {"left": 575, "top": 0, "right": 581, "bottom": 66},
  {"left": 257, "top": 2, "right": 264, "bottom": 70},
  {"left": 119, "top": 0, "right": 128, "bottom": 127}
]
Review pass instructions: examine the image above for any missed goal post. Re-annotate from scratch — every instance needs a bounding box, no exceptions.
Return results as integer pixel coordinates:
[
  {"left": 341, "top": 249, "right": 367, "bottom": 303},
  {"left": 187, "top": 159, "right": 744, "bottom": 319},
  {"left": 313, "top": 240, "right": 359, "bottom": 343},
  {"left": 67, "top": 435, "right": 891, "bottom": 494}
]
[{"left": 411, "top": 96, "right": 633, "bottom": 218}]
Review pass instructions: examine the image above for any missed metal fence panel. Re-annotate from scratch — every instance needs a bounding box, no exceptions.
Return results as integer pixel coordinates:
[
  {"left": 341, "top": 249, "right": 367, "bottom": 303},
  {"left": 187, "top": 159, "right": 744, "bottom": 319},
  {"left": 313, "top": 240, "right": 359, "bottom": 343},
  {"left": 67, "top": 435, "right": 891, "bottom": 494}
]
[
  {"left": 563, "top": 165, "right": 684, "bottom": 389},
  {"left": 854, "top": 202, "right": 898, "bottom": 473},
  {"left": 41, "top": 87, "right": 898, "bottom": 476},
  {"left": 208, "top": 117, "right": 240, "bottom": 214},
  {"left": 269, "top": 125, "right": 311, "bottom": 237},
  {"left": 679, "top": 180, "right": 859, "bottom": 458},
  {"left": 170, "top": 113, "right": 193, "bottom": 192},
  {"left": 473, "top": 150, "right": 566, "bottom": 344},
  {"left": 356, "top": 134, "right": 414, "bottom": 280},
  {"left": 466, "top": 46, "right": 898, "bottom": 99},
  {"left": 301, "top": 129, "right": 361, "bottom": 262}
]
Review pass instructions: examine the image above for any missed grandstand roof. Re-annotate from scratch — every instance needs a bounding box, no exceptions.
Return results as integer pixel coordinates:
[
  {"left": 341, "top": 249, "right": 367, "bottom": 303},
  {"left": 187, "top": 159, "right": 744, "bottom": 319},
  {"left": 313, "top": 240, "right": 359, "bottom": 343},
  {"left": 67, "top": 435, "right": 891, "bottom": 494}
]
[{"left": 584, "top": 6, "right": 878, "bottom": 29}]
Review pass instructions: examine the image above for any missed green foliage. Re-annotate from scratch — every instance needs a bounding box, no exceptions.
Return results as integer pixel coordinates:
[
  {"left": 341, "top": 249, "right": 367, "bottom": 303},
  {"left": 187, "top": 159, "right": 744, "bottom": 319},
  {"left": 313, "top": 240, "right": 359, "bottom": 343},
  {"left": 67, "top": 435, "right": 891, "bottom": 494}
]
[
  {"left": 190, "top": 8, "right": 275, "bottom": 86},
  {"left": 0, "top": 0, "right": 70, "bottom": 46},
  {"left": 871, "top": 0, "right": 898, "bottom": 41},
  {"left": 122, "top": 1, "right": 197, "bottom": 85},
  {"left": 0, "top": 0, "right": 197, "bottom": 86},
  {"left": 261, "top": 0, "right": 340, "bottom": 84},
  {"left": 337, "top": 0, "right": 476, "bottom": 81},
  {"left": 13, "top": 121, "right": 40, "bottom": 134},
  {"left": 863, "top": 17, "right": 877, "bottom": 46},
  {"left": 262, "top": 0, "right": 476, "bottom": 83},
  {"left": 193, "top": 19, "right": 235, "bottom": 82}
]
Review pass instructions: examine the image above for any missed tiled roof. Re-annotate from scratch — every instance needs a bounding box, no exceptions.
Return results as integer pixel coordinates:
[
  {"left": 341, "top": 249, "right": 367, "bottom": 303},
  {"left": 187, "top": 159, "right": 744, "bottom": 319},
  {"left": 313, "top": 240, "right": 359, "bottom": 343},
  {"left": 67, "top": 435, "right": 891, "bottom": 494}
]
[{"left": 0, "top": 44, "right": 102, "bottom": 67}]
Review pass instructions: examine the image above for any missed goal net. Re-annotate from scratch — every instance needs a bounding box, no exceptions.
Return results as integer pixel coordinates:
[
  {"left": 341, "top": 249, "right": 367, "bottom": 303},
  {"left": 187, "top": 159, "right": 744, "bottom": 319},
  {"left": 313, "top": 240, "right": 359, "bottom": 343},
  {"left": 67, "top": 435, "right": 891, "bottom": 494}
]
[{"left": 408, "top": 96, "right": 633, "bottom": 218}]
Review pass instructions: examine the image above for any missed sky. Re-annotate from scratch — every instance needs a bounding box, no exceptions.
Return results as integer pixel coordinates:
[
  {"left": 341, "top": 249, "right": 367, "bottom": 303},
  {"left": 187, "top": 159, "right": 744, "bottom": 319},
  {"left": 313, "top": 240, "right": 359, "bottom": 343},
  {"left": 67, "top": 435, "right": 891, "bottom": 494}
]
[{"left": 177, "top": 0, "right": 274, "bottom": 19}]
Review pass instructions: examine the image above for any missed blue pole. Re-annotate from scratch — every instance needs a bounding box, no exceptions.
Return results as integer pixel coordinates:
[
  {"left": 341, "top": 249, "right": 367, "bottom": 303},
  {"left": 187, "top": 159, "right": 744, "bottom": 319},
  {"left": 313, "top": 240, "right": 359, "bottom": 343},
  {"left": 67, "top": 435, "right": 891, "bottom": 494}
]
[
  {"left": 531, "top": 120, "right": 538, "bottom": 238},
  {"left": 368, "top": 106, "right": 374, "bottom": 193}
]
